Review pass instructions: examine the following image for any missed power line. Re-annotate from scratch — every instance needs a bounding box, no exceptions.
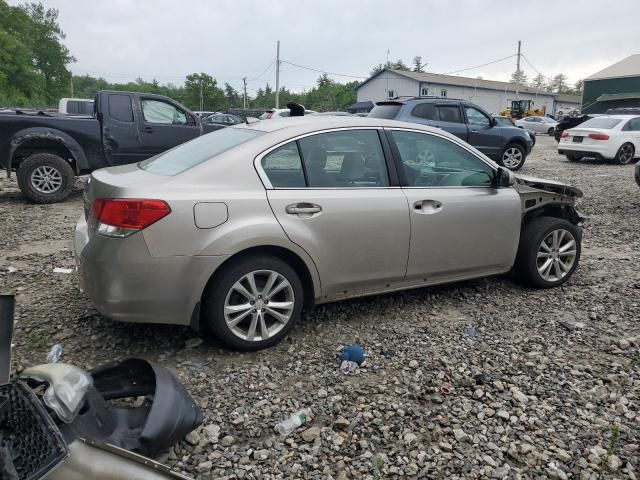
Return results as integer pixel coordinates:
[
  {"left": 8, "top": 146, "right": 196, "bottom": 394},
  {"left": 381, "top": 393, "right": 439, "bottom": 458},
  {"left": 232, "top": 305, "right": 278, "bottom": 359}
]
[
  {"left": 441, "top": 54, "right": 517, "bottom": 75},
  {"left": 248, "top": 59, "right": 276, "bottom": 82},
  {"left": 521, "top": 55, "right": 555, "bottom": 82},
  {"left": 280, "top": 60, "right": 367, "bottom": 79}
]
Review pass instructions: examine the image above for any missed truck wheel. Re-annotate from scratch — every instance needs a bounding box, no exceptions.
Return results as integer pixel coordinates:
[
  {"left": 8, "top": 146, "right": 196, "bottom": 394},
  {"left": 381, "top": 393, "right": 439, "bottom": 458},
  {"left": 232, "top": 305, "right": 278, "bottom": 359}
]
[
  {"left": 514, "top": 216, "right": 581, "bottom": 288},
  {"left": 499, "top": 143, "right": 526, "bottom": 171},
  {"left": 16, "top": 153, "right": 75, "bottom": 204},
  {"left": 203, "top": 255, "right": 303, "bottom": 351}
]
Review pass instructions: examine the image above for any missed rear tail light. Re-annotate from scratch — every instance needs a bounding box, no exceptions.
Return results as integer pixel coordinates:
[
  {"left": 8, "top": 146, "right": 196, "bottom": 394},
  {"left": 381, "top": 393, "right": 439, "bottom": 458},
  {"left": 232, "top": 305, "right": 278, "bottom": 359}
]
[
  {"left": 266, "top": 112, "right": 274, "bottom": 119},
  {"left": 588, "top": 133, "right": 609, "bottom": 140},
  {"left": 91, "top": 199, "right": 171, "bottom": 237},
  {"left": 560, "top": 131, "right": 569, "bottom": 138}
]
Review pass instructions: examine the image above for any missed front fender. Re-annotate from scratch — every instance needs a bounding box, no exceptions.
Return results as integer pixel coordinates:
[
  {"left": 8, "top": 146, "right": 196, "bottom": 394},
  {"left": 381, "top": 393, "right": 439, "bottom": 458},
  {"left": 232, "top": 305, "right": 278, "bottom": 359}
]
[{"left": 6, "top": 126, "right": 89, "bottom": 174}]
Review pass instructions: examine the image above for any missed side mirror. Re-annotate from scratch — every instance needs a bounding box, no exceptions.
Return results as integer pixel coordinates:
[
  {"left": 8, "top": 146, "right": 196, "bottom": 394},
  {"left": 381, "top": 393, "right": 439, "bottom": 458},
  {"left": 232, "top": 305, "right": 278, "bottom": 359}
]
[{"left": 494, "top": 166, "right": 516, "bottom": 188}]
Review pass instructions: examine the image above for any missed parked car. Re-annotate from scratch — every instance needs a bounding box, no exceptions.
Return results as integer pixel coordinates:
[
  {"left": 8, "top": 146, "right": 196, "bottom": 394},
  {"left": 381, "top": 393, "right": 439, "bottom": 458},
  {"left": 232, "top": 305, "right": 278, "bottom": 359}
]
[
  {"left": 369, "top": 98, "right": 533, "bottom": 170},
  {"left": 75, "top": 116, "right": 583, "bottom": 350},
  {"left": 515, "top": 116, "right": 558, "bottom": 136},
  {"left": 310, "top": 111, "right": 354, "bottom": 116},
  {"left": 193, "top": 111, "right": 220, "bottom": 118},
  {"left": 0, "top": 90, "right": 217, "bottom": 203},
  {"left": 554, "top": 114, "right": 592, "bottom": 142},
  {"left": 635, "top": 161, "right": 640, "bottom": 187},
  {"left": 558, "top": 115, "right": 640, "bottom": 164},
  {"left": 493, "top": 115, "right": 536, "bottom": 148},
  {"left": 202, "top": 113, "right": 243, "bottom": 128},
  {"left": 260, "top": 108, "right": 317, "bottom": 119},
  {"left": 58, "top": 98, "right": 94, "bottom": 116}
]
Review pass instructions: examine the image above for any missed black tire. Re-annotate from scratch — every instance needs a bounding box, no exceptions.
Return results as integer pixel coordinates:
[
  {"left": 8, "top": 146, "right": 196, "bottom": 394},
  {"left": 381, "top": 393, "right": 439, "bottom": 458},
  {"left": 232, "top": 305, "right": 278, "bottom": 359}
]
[
  {"left": 547, "top": 127, "right": 555, "bottom": 136},
  {"left": 16, "top": 153, "right": 75, "bottom": 203},
  {"left": 203, "top": 255, "right": 303, "bottom": 350},
  {"left": 498, "top": 143, "right": 526, "bottom": 171},
  {"left": 514, "top": 217, "right": 581, "bottom": 288},
  {"left": 614, "top": 143, "right": 635, "bottom": 165},
  {"left": 566, "top": 154, "right": 581, "bottom": 162}
]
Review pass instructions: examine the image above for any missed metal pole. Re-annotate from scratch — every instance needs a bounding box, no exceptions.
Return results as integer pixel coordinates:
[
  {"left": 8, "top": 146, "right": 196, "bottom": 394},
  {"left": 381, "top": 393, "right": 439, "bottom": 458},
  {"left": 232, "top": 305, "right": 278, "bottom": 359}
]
[
  {"left": 242, "top": 77, "right": 247, "bottom": 109},
  {"left": 200, "top": 81, "right": 204, "bottom": 111},
  {"left": 275, "top": 40, "right": 280, "bottom": 109},
  {"left": 70, "top": 76, "right": 74, "bottom": 97},
  {"left": 0, "top": 295, "right": 16, "bottom": 384},
  {"left": 516, "top": 40, "right": 521, "bottom": 100}
]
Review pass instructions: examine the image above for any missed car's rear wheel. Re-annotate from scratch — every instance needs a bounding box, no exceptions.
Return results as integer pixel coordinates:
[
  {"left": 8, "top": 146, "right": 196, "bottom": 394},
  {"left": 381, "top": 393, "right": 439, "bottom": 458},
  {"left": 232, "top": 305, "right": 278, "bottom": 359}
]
[
  {"left": 499, "top": 143, "right": 526, "bottom": 171},
  {"left": 514, "top": 217, "right": 581, "bottom": 288},
  {"left": 16, "top": 153, "right": 75, "bottom": 203},
  {"left": 203, "top": 255, "right": 303, "bottom": 350},
  {"left": 614, "top": 143, "right": 635, "bottom": 165},
  {"left": 566, "top": 154, "right": 582, "bottom": 162},
  {"left": 547, "top": 127, "right": 555, "bottom": 136}
]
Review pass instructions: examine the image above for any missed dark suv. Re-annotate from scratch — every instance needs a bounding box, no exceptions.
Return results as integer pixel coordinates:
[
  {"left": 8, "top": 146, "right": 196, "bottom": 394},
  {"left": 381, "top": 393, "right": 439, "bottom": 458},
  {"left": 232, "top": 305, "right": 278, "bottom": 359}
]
[{"left": 369, "top": 97, "right": 533, "bottom": 170}]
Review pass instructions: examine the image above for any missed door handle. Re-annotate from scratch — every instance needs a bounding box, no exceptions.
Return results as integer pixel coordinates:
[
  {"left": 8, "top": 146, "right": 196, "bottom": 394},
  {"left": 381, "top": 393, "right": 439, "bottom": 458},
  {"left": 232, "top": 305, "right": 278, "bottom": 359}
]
[
  {"left": 413, "top": 200, "right": 442, "bottom": 214},
  {"left": 286, "top": 203, "right": 322, "bottom": 215},
  {"left": 470, "top": 130, "right": 478, "bottom": 134},
  {"left": 143, "top": 126, "right": 154, "bottom": 133}
]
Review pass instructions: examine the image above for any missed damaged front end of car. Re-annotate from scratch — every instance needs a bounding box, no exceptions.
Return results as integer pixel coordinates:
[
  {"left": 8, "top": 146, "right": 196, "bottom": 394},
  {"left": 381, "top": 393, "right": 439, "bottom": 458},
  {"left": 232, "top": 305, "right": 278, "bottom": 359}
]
[
  {"left": 514, "top": 174, "right": 585, "bottom": 227},
  {"left": 0, "top": 294, "right": 201, "bottom": 480}
]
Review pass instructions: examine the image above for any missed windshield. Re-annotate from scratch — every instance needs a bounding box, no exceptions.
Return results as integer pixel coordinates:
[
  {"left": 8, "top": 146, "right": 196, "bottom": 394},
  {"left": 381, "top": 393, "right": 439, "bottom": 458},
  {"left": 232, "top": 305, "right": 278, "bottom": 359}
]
[
  {"left": 139, "top": 128, "right": 263, "bottom": 175},
  {"left": 578, "top": 117, "right": 622, "bottom": 129},
  {"left": 368, "top": 104, "right": 402, "bottom": 119}
]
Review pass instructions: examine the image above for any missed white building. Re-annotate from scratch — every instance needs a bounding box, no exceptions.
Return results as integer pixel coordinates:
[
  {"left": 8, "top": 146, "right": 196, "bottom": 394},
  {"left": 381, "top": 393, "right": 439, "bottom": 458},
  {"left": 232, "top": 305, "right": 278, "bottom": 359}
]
[{"left": 354, "top": 69, "right": 580, "bottom": 116}]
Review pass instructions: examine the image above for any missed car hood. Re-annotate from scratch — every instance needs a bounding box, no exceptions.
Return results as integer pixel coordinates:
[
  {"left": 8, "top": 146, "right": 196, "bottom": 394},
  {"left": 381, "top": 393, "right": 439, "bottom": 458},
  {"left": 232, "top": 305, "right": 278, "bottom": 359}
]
[{"left": 515, "top": 174, "right": 583, "bottom": 198}]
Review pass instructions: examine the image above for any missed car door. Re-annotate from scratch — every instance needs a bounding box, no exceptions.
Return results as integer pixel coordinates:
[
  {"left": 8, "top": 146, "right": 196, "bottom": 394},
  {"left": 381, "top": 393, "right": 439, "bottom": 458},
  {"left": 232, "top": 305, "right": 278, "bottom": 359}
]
[
  {"left": 464, "top": 105, "right": 503, "bottom": 158},
  {"left": 261, "top": 128, "right": 411, "bottom": 296},
  {"left": 139, "top": 98, "right": 201, "bottom": 157},
  {"left": 101, "top": 92, "right": 145, "bottom": 166},
  {"left": 430, "top": 104, "right": 469, "bottom": 142},
  {"left": 387, "top": 128, "right": 521, "bottom": 282}
]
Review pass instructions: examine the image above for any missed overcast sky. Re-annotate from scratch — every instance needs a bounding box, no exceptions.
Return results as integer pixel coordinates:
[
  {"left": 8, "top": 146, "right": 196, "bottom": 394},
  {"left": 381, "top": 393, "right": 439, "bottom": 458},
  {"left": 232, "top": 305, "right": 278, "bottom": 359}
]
[{"left": 14, "top": 0, "right": 639, "bottom": 94}]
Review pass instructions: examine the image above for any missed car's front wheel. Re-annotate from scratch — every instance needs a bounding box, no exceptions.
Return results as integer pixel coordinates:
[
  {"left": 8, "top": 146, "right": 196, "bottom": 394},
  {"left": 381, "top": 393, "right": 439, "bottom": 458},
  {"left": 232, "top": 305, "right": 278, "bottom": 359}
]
[
  {"left": 547, "top": 127, "right": 555, "bottom": 136},
  {"left": 614, "top": 143, "right": 635, "bottom": 165},
  {"left": 203, "top": 255, "right": 303, "bottom": 350},
  {"left": 514, "top": 217, "right": 581, "bottom": 288},
  {"left": 499, "top": 143, "right": 526, "bottom": 171}
]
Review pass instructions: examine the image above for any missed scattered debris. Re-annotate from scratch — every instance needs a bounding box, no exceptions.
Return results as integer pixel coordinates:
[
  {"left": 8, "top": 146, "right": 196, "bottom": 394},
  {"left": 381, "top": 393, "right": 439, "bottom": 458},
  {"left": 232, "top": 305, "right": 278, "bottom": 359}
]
[
  {"left": 463, "top": 326, "right": 477, "bottom": 337},
  {"left": 275, "top": 408, "right": 313, "bottom": 437},
  {"left": 46, "top": 344, "right": 63, "bottom": 363},
  {"left": 339, "top": 344, "right": 366, "bottom": 364},
  {"left": 6, "top": 266, "right": 17, "bottom": 273},
  {"left": 440, "top": 383, "right": 453, "bottom": 395},
  {"left": 53, "top": 267, "right": 74, "bottom": 274},
  {"left": 339, "top": 360, "right": 359, "bottom": 375}
]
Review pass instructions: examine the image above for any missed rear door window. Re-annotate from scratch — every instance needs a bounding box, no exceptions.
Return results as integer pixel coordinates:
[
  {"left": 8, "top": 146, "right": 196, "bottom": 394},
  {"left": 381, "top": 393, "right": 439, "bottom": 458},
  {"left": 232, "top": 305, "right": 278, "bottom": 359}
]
[
  {"left": 261, "top": 142, "right": 306, "bottom": 188},
  {"left": 108, "top": 94, "right": 134, "bottom": 122},
  {"left": 411, "top": 103, "right": 435, "bottom": 120},
  {"left": 368, "top": 104, "right": 402, "bottom": 119},
  {"left": 435, "top": 105, "right": 463, "bottom": 123}
]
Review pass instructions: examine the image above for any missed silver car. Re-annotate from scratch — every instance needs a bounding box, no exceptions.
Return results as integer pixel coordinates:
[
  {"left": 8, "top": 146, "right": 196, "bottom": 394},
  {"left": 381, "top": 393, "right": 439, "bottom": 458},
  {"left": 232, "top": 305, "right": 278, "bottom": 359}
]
[
  {"left": 515, "top": 116, "right": 559, "bottom": 136},
  {"left": 75, "top": 117, "right": 584, "bottom": 350}
]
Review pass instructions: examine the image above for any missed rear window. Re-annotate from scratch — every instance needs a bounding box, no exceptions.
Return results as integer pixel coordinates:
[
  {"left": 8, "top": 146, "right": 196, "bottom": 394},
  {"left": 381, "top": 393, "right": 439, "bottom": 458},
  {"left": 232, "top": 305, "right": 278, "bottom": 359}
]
[
  {"left": 139, "top": 128, "right": 263, "bottom": 176},
  {"left": 368, "top": 104, "right": 402, "bottom": 119},
  {"left": 579, "top": 117, "right": 622, "bottom": 129}
]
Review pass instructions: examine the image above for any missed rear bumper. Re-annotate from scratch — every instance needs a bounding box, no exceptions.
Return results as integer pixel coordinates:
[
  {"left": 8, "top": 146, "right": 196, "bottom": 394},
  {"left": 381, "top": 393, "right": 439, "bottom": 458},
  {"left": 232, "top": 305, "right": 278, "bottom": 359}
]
[
  {"left": 558, "top": 141, "right": 617, "bottom": 159},
  {"left": 74, "top": 214, "right": 229, "bottom": 326}
]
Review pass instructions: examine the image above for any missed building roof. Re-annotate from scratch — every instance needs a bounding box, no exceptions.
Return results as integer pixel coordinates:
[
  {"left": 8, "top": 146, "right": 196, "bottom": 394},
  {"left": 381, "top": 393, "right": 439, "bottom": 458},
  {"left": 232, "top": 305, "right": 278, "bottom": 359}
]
[
  {"left": 596, "top": 92, "right": 640, "bottom": 102},
  {"left": 586, "top": 55, "right": 640, "bottom": 81},
  {"left": 555, "top": 93, "right": 582, "bottom": 104},
  {"left": 356, "top": 69, "right": 555, "bottom": 96}
]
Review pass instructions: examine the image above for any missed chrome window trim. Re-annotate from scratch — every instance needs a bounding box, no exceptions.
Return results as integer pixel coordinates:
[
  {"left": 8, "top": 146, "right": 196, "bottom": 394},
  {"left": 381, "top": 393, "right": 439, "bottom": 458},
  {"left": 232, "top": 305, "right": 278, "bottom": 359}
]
[{"left": 254, "top": 127, "right": 394, "bottom": 190}]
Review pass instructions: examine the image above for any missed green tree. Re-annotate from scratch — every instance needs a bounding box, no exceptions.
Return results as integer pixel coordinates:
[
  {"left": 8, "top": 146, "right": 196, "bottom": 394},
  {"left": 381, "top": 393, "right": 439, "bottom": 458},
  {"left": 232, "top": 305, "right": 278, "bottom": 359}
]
[
  {"left": 510, "top": 69, "right": 528, "bottom": 85},
  {"left": 223, "top": 82, "right": 240, "bottom": 107},
  {"left": 529, "top": 73, "right": 547, "bottom": 92},
  {"left": 413, "top": 56, "right": 425, "bottom": 72},
  {"left": 183, "top": 72, "right": 224, "bottom": 111},
  {"left": 551, "top": 73, "right": 569, "bottom": 94},
  {"left": 573, "top": 79, "right": 584, "bottom": 95}
]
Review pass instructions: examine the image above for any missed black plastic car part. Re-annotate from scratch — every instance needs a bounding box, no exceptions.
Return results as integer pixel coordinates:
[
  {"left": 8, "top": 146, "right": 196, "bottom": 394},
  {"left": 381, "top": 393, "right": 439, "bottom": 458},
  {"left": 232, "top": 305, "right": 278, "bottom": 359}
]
[
  {"left": 0, "top": 381, "right": 68, "bottom": 480},
  {"left": 67, "top": 358, "right": 202, "bottom": 458}
]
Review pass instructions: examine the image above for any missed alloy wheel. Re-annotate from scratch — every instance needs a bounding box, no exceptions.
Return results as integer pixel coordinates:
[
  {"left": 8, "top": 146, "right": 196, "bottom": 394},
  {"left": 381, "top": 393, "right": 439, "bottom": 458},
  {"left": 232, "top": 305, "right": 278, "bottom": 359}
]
[
  {"left": 223, "top": 270, "right": 295, "bottom": 342},
  {"left": 502, "top": 147, "right": 523, "bottom": 169},
  {"left": 30, "top": 166, "right": 63, "bottom": 193},
  {"left": 618, "top": 144, "right": 634, "bottom": 165},
  {"left": 536, "top": 229, "right": 577, "bottom": 282}
]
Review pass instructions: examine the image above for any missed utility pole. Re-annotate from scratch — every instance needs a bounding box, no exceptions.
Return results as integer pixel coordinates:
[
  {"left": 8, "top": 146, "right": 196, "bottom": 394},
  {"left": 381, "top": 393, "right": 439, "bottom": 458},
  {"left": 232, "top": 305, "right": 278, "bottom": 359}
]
[
  {"left": 275, "top": 40, "right": 280, "bottom": 109},
  {"left": 515, "top": 40, "right": 522, "bottom": 99},
  {"left": 242, "top": 77, "right": 247, "bottom": 109},
  {"left": 199, "top": 80, "right": 204, "bottom": 111}
]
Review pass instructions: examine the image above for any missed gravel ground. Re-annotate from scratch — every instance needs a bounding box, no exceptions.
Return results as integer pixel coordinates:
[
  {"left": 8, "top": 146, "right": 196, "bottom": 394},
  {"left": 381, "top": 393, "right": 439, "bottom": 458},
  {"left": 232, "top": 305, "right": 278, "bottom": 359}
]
[{"left": 1, "top": 136, "right": 639, "bottom": 479}]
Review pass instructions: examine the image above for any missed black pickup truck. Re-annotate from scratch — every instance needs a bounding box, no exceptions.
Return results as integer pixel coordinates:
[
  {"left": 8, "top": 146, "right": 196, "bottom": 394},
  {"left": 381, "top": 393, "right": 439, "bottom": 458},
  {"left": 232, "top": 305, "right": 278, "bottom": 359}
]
[{"left": 0, "top": 91, "right": 217, "bottom": 203}]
